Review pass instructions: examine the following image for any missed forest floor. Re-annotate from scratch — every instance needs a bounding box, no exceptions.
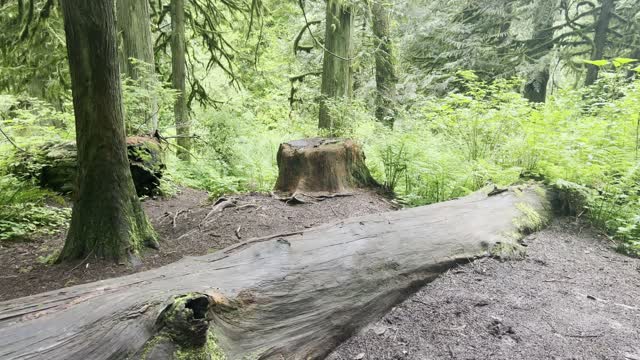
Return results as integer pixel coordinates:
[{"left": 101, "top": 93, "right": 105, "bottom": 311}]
[
  {"left": 328, "top": 219, "right": 640, "bottom": 360},
  {"left": 0, "top": 187, "right": 396, "bottom": 301}
]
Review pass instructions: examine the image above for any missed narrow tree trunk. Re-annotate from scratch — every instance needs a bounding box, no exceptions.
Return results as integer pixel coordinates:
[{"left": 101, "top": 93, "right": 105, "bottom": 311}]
[
  {"left": 170, "top": 0, "right": 190, "bottom": 161},
  {"left": 371, "top": 0, "right": 397, "bottom": 127},
  {"left": 524, "top": 0, "right": 556, "bottom": 103},
  {"left": 0, "top": 187, "right": 551, "bottom": 359},
  {"left": 116, "top": 0, "right": 159, "bottom": 132},
  {"left": 585, "top": 0, "right": 615, "bottom": 86},
  {"left": 318, "top": 0, "right": 353, "bottom": 130},
  {"left": 58, "top": 0, "right": 158, "bottom": 262}
]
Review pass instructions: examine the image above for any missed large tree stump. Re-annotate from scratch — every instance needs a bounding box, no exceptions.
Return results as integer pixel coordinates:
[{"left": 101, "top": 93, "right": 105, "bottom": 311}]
[
  {"left": 0, "top": 186, "right": 552, "bottom": 360},
  {"left": 273, "top": 138, "right": 377, "bottom": 195}
]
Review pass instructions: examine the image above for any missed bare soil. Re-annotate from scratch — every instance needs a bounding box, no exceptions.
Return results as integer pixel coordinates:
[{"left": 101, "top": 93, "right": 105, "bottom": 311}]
[
  {"left": 328, "top": 219, "right": 640, "bottom": 360},
  {"left": 0, "top": 188, "right": 395, "bottom": 301}
]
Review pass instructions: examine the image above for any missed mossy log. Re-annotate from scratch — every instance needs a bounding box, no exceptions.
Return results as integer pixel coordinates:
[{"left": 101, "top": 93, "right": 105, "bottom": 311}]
[
  {"left": 273, "top": 138, "right": 377, "bottom": 195},
  {"left": 0, "top": 186, "right": 551, "bottom": 360},
  {"left": 126, "top": 136, "right": 166, "bottom": 196},
  {"left": 10, "top": 136, "right": 165, "bottom": 196}
]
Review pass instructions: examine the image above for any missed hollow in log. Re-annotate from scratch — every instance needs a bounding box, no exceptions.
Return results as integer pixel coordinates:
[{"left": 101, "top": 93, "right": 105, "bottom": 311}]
[{"left": 0, "top": 186, "right": 551, "bottom": 359}]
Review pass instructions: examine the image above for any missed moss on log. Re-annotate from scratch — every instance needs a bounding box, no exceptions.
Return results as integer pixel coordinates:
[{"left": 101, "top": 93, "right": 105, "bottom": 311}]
[{"left": 10, "top": 136, "right": 166, "bottom": 196}]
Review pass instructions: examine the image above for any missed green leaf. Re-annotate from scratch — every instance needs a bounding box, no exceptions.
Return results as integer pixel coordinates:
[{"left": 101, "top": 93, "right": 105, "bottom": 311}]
[
  {"left": 456, "top": 70, "right": 479, "bottom": 81},
  {"left": 633, "top": 65, "right": 640, "bottom": 73},
  {"left": 582, "top": 59, "right": 609, "bottom": 67},
  {"left": 612, "top": 58, "right": 638, "bottom": 68}
]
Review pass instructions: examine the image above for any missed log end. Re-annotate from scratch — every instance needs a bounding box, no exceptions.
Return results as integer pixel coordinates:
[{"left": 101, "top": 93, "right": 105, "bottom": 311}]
[{"left": 490, "top": 185, "right": 551, "bottom": 260}]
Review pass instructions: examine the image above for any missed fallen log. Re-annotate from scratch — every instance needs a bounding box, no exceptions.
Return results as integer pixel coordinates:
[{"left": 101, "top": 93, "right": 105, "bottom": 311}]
[
  {"left": 8, "top": 136, "right": 166, "bottom": 196},
  {"left": 0, "top": 186, "right": 551, "bottom": 360}
]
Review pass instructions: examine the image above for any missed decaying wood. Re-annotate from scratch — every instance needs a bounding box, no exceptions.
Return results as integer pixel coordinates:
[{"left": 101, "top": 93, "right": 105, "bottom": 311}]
[
  {"left": 273, "top": 138, "right": 378, "bottom": 196},
  {"left": 0, "top": 186, "right": 551, "bottom": 360}
]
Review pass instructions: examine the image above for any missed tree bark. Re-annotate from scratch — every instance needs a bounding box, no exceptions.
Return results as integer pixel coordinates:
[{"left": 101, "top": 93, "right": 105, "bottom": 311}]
[
  {"left": 371, "top": 0, "right": 397, "bottom": 127},
  {"left": 0, "top": 186, "right": 551, "bottom": 359},
  {"left": 585, "top": 0, "right": 615, "bottom": 86},
  {"left": 170, "top": 0, "right": 190, "bottom": 161},
  {"left": 58, "top": 0, "right": 158, "bottom": 262},
  {"left": 116, "top": 0, "right": 160, "bottom": 132},
  {"left": 318, "top": 0, "right": 353, "bottom": 130},
  {"left": 524, "top": 67, "right": 550, "bottom": 103}
]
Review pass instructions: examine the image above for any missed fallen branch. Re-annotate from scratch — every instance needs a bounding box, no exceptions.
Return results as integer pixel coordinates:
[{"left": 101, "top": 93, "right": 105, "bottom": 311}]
[
  {"left": 172, "top": 209, "right": 187, "bottom": 228},
  {"left": 0, "top": 125, "right": 27, "bottom": 153}
]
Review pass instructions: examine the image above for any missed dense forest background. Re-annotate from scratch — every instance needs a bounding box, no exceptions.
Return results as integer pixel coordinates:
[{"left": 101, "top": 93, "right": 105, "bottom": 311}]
[{"left": 1, "top": 0, "right": 640, "bottom": 256}]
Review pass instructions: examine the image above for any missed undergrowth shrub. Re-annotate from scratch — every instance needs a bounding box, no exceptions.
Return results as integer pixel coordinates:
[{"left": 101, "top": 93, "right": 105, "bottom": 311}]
[
  {"left": 0, "top": 96, "right": 73, "bottom": 241},
  {"left": 0, "top": 175, "right": 70, "bottom": 241},
  {"left": 360, "top": 71, "right": 640, "bottom": 256}
]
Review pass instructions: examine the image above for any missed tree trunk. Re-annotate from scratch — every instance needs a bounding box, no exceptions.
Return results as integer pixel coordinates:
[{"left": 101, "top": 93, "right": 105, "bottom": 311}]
[
  {"left": 524, "top": 0, "right": 556, "bottom": 103},
  {"left": 371, "top": 0, "right": 397, "bottom": 127},
  {"left": 273, "top": 138, "right": 377, "bottom": 195},
  {"left": 585, "top": 0, "right": 615, "bottom": 86},
  {"left": 170, "top": 0, "right": 190, "bottom": 161},
  {"left": 58, "top": 0, "right": 158, "bottom": 262},
  {"left": 524, "top": 68, "right": 550, "bottom": 103},
  {"left": 116, "top": 0, "right": 160, "bottom": 132},
  {"left": 318, "top": 0, "right": 353, "bottom": 130},
  {"left": 0, "top": 186, "right": 551, "bottom": 360}
]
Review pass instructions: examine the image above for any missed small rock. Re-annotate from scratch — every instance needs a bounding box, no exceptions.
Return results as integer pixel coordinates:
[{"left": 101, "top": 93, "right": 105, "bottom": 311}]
[
  {"left": 373, "top": 325, "right": 387, "bottom": 335},
  {"left": 353, "top": 353, "right": 365, "bottom": 360}
]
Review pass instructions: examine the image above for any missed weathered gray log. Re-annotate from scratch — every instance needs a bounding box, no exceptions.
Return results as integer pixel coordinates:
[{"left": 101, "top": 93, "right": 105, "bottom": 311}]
[{"left": 0, "top": 186, "right": 550, "bottom": 360}]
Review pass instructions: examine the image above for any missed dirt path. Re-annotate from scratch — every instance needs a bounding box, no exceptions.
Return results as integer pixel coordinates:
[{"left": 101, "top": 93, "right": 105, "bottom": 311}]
[
  {"left": 0, "top": 188, "right": 395, "bottom": 301},
  {"left": 328, "top": 219, "right": 640, "bottom": 360}
]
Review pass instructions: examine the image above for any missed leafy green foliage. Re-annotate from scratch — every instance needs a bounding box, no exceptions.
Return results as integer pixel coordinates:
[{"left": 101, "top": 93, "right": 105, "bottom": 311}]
[
  {"left": 314, "top": 70, "right": 640, "bottom": 256},
  {"left": 120, "top": 60, "right": 178, "bottom": 135},
  {"left": 0, "top": 0, "right": 70, "bottom": 107},
  {"left": 0, "top": 174, "right": 70, "bottom": 241}
]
